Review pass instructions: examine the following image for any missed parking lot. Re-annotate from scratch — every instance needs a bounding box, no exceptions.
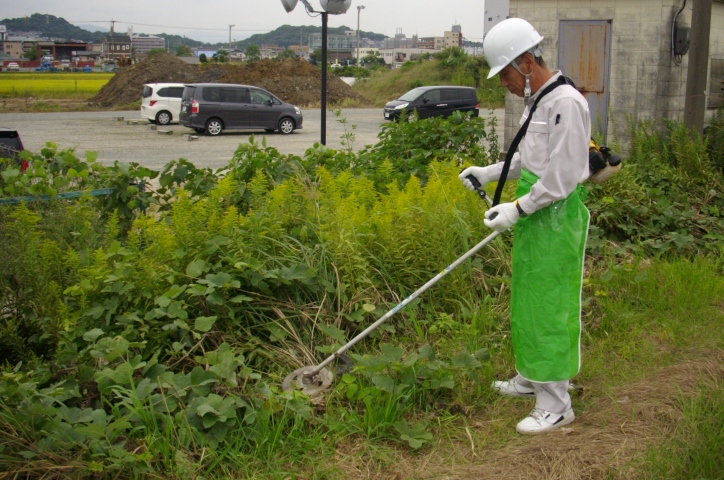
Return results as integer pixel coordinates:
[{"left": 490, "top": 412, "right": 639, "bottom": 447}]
[{"left": 0, "top": 108, "right": 504, "bottom": 171}]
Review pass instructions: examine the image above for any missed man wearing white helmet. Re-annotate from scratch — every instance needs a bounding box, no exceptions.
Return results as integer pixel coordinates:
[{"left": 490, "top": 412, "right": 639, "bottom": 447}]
[{"left": 459, "top": 18, "right": 591, "bottom": 434}]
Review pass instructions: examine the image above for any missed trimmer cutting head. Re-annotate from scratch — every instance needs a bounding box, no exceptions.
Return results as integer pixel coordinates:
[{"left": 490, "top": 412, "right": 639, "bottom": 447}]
[{"left": 281, "top": 366, "right": 334, "bottom": 394}]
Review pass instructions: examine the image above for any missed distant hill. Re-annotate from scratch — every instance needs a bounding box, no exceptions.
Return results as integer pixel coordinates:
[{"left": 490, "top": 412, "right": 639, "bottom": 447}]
[
  {"left": 0, "top": 14, "right": 388, "bottom": 50},
  {"left": 236, "top": 24, "right": 386, "bottom": 49},
  {"left": 75, "top": 24, "right": 109, "bottom": 33},
  {"left": 0, "top": 13, "right": 105, "bottom": 42}
]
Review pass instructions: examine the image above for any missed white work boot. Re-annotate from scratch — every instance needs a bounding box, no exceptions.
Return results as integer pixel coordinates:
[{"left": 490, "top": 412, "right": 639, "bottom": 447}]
[
  {"left": 516, "top": 408, "right": 575, "bottom": 435},
  {"left": 491, "top": 378, "right": 536, "bottom": 398}
]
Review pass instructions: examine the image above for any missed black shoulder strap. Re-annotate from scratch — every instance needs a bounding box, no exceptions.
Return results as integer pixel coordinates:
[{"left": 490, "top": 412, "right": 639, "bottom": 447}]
[{"left": 491, "top": 75, "right": 574, "bottom": 206}]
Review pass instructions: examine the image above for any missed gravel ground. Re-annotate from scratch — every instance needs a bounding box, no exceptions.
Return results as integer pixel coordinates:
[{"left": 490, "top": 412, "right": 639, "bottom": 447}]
[{"left": 0, "top": 108, "right": 505, "bottom": 171}]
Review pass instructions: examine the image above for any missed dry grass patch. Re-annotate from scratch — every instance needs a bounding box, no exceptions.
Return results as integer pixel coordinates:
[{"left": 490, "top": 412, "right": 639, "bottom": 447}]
[{"left": 325, "top": 350, "right": 723, "bottom": 480}]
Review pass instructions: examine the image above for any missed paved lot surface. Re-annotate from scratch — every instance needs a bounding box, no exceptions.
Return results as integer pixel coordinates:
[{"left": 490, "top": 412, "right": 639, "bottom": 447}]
[{"left": 0, "top": 108, "right": 505, "bottom": 170}]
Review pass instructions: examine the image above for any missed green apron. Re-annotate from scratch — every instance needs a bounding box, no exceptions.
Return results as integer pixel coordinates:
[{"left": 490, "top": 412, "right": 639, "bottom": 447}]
[{"left": 511, "top": 169, "right": 589, "bottom": 383}]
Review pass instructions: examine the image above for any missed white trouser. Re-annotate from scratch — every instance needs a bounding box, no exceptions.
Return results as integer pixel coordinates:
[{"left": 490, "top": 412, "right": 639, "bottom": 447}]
[{"left": 514, "top": 374, "right": 571, "bottom": 414}]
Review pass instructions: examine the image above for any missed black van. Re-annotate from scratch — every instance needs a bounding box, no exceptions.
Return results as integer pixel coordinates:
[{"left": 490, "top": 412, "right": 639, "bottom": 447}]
[
  {"left": 0, "top": 127, "right": 26, "bottom": 170},
  {"left": 179, "top": 83, "right": 303, "bottom": 136},
  {"left": 0, "top": 127, "right": 24, "bottom": 158},
  {"left": 383, "top": 86, "right": 479, "bottom": 122}
]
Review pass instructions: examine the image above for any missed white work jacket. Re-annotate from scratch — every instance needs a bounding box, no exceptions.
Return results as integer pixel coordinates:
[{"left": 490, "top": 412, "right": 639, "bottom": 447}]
[{"left": 487, "top": 71, "right": 591, "bottom": 214}]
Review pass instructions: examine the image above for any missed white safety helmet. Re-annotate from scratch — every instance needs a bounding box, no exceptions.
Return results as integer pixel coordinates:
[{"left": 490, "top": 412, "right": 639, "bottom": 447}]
[{"left": 483, "top": 18, "right": 544, "bottom": 79}]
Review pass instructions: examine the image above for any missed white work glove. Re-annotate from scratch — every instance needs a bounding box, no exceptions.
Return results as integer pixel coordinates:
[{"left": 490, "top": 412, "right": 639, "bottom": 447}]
[
  {"left": 458, "top": 166, "right": 498, "bottom": 192},
  {"left": 484, "top": 202, "right": 520, "bottom": 232}
]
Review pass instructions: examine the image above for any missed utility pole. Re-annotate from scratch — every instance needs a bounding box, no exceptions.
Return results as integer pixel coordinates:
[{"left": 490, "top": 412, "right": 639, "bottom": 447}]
[
  {"left": 684, "top": 0, "right": 712, "bottom": 137},
  {"left": 229, "top": 24, "right": 235, "bottom": 63},
  {"left": 322, "top": 12, "right": 328, "bottom": 144},
  {"left": 356, "top": 5, "right": 365, "bottom": 66}
]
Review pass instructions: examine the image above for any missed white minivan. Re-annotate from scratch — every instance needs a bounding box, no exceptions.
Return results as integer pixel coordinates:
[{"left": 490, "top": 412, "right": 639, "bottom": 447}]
[{"left": 141, "top": 83, "right": 185, "bottom": 125}]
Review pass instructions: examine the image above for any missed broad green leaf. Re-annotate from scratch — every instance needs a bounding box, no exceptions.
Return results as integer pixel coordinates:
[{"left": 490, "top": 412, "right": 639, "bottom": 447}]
[
  {"left": 164, "top": 284, "right": 187, "bottom": 299},
  {"left": 1, "top": 168, "right": 20, "bottom": 181},
  {"left": 83, "top": 329, "right": 104, "bottom": 342},
  {"left": 452, "top": 351, "right": 482, "bottom": 369},
  {"left": 378, "top": 343, "right": 404, "bottom": 364},
  {"left": 230, "top": 295, "right": 253, "bottom": 303},
  {"left": 86, "top": 305, "right": 105, "bottom": 320},
  {"left": 204, "top": 272, "right": 232, "bottom": 287},
  {"left": 194, "top": 316, "right": 217, "bottom": 332},
  {"left": 167, "top": 301, "right": 188, "bottom": 320},
  {"left": 196, "top": 404, "right": 220, "bottom": 418},
  {"left": 155, "top": 295, "right": 171, "bottom": 308},
  {"left": 316, "top": 323, "right": 347, "bottom": 343},
  {"left": 474, "top": 348, "right": 490, "bottom": 362},
  {"left": 186, "top": 259, "right": 206, "bottom": 278},
  {"left": 418, "top": 345, "right": 436, "bottom": 361},
  {"left": 346, "top": 383, "right": 359, "bottom": 400},
  {"left": 371, "top": 375, "right": 395, "bottom": 393}
]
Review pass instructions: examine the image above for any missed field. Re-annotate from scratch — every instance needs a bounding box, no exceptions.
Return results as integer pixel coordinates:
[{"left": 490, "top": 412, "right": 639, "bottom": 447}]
[
  {"left": 0, "top": 72, "right": 113, "bottom": 99},
  {"left": 1, "top": 111, "right": 723, "bottom": 479}
]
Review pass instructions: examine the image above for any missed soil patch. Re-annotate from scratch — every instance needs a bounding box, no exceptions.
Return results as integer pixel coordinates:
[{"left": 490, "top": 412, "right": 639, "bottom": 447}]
[{"left": 88, "top": 53, "right": 368, "bottom": 108}]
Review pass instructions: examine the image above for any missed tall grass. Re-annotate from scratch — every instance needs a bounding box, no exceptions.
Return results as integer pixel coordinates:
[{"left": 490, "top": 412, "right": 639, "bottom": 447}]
[
  {"left": 581, "top": 256, "right": 724, "bottom": 389},
  {"left": 0, "top": 73, "right": 113, "bottom": 99},
  {"left": 637, "top": 382, "right": 724, "bottom": 479}
]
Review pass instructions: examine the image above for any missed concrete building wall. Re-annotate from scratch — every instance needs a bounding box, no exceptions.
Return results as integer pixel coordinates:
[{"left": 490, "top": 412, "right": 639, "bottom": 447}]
[
  {"left": 502, "top": 0, "right": 721, "bottom": 149},
  {"left": 709, "top": 2, "right": 724, "bottom": 110}
]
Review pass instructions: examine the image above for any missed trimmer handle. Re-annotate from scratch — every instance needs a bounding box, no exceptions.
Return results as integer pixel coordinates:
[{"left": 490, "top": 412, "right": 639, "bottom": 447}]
[
  {"left": 466, "top": 175, "right": 488, "bottom": 202},
  {"left": 466, "top": 175, "right": 498, "bottom": 220}
]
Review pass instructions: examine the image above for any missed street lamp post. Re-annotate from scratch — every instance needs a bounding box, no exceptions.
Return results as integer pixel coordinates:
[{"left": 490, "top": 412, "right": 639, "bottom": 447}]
[
  {"left": 281, "top": 0, "right": 352, "bottom": 145},
  {"left": 228, "top": 24, "right": 234, "bottom": 63},
  {"left": 356, "top": 5, "right": 365, "bottom": 67}
]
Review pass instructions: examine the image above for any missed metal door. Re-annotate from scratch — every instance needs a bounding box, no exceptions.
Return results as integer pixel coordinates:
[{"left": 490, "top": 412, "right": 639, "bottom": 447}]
[{"left": 557, "top": 20, "right": 612, "bottom": 140}]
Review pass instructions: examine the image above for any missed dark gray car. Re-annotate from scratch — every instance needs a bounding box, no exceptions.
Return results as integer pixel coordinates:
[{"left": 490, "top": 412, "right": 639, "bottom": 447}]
[
  {"left": 383, "top": 86, "right": 479, "bottom": 122},
  {"left": 179, "top": 83, "right": 304, "bottom": 136}
]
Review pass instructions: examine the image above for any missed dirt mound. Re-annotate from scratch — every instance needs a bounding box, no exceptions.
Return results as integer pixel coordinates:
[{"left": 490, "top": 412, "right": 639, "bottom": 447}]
[
  {"left": 90, "top": 54, "right": 368, "bottom": 108},
  {"left": 89, "top": 53, "right": 197, "bottom": 107}
]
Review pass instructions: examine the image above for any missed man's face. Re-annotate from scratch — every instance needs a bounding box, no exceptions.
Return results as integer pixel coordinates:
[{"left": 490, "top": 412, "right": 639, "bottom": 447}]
[
  {"left": 498, "top": 64, "right": 524, "bottom": 97},
  {"left": 497, "top": 57, "right": 531, "bottom": 97}
]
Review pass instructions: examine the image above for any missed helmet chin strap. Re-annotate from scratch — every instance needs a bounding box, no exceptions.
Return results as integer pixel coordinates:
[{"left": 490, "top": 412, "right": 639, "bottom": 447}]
[
  {"left": 511, "top": 60, "right": 533, "bottom": 105},
  {"left": 511, "top": 46, "right": 543, "bottom": 105}
]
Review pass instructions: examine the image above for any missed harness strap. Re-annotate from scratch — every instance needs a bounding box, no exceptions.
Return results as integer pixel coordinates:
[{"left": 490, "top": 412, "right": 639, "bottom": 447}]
[{"left": 492, "top": 75, "right": 575, "bottom": 206}]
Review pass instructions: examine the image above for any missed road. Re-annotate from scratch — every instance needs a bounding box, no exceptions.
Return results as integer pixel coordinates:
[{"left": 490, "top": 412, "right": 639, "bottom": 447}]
[{"left": 0, "top": 108, "right": 505, "bottom": 171}]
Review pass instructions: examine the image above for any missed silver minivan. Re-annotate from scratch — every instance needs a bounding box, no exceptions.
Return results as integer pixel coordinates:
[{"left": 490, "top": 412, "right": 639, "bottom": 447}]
[{"left": 179, "top": 83, "right": 303, "bottom": 136}]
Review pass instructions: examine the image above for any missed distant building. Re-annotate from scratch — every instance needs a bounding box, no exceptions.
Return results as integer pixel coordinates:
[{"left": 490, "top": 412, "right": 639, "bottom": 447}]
[
  {"left": 74, "top": 50, "right": 102, "bottom": 63},
  {"left": 132, "top": 34, "right": 165, "bottom": 54},
  {"left": 379, "top": 47, "right": 431, "bottom": 68},
  {"left": 194, "top": 49, "right": 217, "bottom": 58},
  {"left": 102, "top": 35, "right": 132, "bottom": 59},
  {"left": 383, "top": 30, "right": 416, "bottom": 49},
  {"left": 484, "top": 0, "right": 510, "bottom": 36},
  {"left": 385, "top": 25, "right": 462, "bottom": 52},
  {"left": 260, "top": 44, "right": 285, "bottom": 59},
  {"left": 444, "top": 28, "right": 463, "bottom": 48},
  {"left": 0, "top": 25, "right": 6, "bottom": 41},
  {"left": 0, "top": 40, "right": 23, "bottom": 59},
  {"left": 288, "top": 45, "right": 311, "bottom": 58},
  {"left": 309, "top": 32, "right": 359, "bottom": 53},
  {"left": 229, "top": 49, "right": 245, "bottom": 62}
]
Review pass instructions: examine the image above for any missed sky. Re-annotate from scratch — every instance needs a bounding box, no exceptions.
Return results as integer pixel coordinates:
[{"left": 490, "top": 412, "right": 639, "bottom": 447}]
[{"left": 0, "top": 0, "right": 488, "bottom": 44}]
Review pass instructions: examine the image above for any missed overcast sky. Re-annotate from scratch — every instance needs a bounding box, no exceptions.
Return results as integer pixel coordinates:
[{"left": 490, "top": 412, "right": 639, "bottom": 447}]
[{"left": 1, "top": 0, "right": 488, "bottom": 44}]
